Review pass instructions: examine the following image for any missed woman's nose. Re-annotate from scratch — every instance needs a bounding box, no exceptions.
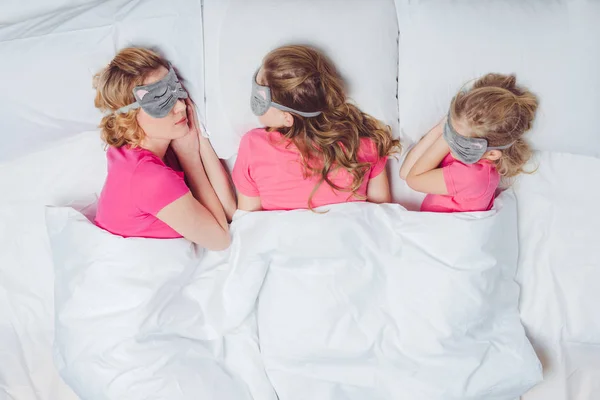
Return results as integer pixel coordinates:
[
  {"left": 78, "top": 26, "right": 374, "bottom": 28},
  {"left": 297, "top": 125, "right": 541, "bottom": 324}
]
[{"left": 173, "top": 99, "right": 186, "bottom": 114}]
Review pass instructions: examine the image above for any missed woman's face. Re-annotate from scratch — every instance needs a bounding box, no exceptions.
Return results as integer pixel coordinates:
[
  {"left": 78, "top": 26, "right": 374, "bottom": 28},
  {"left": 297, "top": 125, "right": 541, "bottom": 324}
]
[{"left": 136, "top": 66, "right": 189, "bottom": 141}]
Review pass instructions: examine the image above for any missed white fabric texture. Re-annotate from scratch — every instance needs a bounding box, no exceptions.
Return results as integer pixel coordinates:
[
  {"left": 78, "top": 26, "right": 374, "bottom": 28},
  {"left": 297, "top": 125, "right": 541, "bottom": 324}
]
[
  {"left": 0, "top": 0, "right": 204, "bottom": 162},
  {"left": 46, "top": 197, "right": 541, "bottom": 400},
  {"left": 515, "top": 152, "right": 600, "bottom": 400},
  {"left": 0, "top": 0, "right": 99, "bottom": 24},
  {"left": 395, "top": 0, "right": 600, "bottom": 157},
  {"left": 0, "top": 1, "right": 599, "bottom": 399},
  {"left": 0, "top": 132, "right": 107, "bottom": 400},
  {"left": 46, "top": 207, "right": 275, "bottom": 400},
  {"left": 203, "top": 0, "right": 400, "bottom": 159}
]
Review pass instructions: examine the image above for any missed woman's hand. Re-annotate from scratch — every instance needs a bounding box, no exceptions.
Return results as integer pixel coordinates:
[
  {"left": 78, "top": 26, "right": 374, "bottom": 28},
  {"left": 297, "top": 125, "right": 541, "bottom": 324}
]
[
  {"left": 186, "top": 98, "right": 206, "bottom": 139},
  {"left": 170, "top": 104, "right": 201, "bottom": 158},
  {"left": 183, "top": 98, "right": 237, "bottom": 221}
]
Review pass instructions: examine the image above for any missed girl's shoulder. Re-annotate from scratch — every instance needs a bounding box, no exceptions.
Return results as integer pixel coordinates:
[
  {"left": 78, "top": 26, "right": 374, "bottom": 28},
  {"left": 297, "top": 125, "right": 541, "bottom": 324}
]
[
  {"left": 239, "top": 128, "right": 293, "bottom": 158},
  {"left": 244, "top": 127, "right": 270, "bottom": 138},
  {"left": 358, "top": 137, "right": 382, "bottom": 163},
  {"left": 241, "top": 127, "right": 285, "bottom": 146}
]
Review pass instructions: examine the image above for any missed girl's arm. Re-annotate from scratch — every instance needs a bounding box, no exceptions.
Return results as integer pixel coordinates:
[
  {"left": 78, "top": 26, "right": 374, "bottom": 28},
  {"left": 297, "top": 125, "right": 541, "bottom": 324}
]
[
  {"left": 158, "top": 129, "right": 230, "bottom": 250},
  {"left": 198, "top": 137, "right": 237, "bottom": 222},
  {"left": 237, "top": 193, "right": 262, "bottom": 212},
  {"left": 366, "top": 168, "right": 392, "bottom": 203},
  {"left": 188, "top": 100, "right": 237, "bottom": 222},
  {"left": 405, "top": 135, "right": 450, "bottom": 195},
  {"left": 399, "top": 118, "right": 445, "bottom": 180}
]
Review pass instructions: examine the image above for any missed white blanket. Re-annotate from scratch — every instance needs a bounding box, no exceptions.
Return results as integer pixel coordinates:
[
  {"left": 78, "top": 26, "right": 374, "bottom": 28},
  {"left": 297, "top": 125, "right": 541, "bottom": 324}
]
[{"left": 46, "top": 193, "right": 541, "bottom": 400}]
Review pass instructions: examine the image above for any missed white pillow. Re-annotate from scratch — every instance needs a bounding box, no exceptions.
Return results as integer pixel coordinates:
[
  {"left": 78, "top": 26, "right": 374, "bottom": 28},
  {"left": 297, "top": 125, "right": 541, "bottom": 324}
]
[
  {"left": 203, "top": 0, "right": 400, "bottom": 159},
  {"left": 395, "top": 0, "right": 600, "bottom": 157},
  {"left": 0, "top": 0, "right": 99, "bottom": 24},
  {"left": 0, "top": 0, "right": 204, "bottom": 162}
]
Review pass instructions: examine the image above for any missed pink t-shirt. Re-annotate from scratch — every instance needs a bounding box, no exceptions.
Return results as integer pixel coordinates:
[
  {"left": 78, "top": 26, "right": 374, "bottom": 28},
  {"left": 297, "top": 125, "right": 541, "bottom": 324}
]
[
  {"left": 420, "top": 153, "right": 500, "bottom": 213},
  {"left": 95, "top": 146, "right": 190, "bottom": 238},
  {"left": 232, "top": 128, "right": 387, "bottom": 210}
]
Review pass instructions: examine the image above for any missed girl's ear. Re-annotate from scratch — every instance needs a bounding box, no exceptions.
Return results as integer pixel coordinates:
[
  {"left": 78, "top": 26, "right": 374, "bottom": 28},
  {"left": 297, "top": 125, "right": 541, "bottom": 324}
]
[
  {"left": 484, "top": 149, "right": 502, "bottom": 161},
  {"left": 282, "top": 111, "right": 294, "bottom": 127}
]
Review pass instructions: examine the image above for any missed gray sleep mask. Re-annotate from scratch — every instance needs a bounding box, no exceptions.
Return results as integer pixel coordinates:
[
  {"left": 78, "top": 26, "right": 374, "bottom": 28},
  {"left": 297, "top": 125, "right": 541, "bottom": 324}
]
[
  {"left": 443, "top": 112, "right": 514, "bottom": 164},
  {"left": 116, "top": 65, "right": 188, "bottom": 118},
  {"left": 251, "top": 69, "right": 322, "bottom": 118}
]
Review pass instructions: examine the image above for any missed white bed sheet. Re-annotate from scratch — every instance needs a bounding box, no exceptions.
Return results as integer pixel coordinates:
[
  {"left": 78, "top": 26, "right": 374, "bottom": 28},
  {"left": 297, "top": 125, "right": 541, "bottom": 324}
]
[
  {"left": 46, "top": 194, "right": 541, "bottom": 400},
  {"left": 514, "top": 152, "right": 600, "bottom": 400},
  {"left": 0, "top": 133, "right": 106, "bottom": 400},
  {"left": 1, "top": 139, "right": 600, "bottom": 400}
]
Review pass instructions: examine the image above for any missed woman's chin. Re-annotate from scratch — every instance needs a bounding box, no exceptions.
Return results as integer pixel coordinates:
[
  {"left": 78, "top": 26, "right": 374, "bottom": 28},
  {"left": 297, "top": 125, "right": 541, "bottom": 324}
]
[{"left": 173, "top": 126, "right": 191, "bottom": 138}]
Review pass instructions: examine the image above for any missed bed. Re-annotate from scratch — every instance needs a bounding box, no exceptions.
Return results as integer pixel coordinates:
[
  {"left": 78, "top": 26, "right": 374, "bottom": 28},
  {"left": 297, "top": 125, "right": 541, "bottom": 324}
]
[{"left": 0, "top": 0, "right": 598, "bottom": 399}]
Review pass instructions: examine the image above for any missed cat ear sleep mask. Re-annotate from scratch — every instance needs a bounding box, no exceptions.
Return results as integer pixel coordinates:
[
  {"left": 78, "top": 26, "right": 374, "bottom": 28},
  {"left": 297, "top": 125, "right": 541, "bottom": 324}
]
[
  {"left": 116, "top": 65, "right": 188, "bottom": 118},
  {"left": 443, "top": 112, "right": 514, "bottom": 164}
]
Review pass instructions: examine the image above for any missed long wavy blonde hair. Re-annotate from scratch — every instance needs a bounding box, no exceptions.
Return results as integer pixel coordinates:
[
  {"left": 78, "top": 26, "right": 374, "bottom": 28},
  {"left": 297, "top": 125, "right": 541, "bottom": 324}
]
[
  {"left": 93, "top": 47, "right": 170, "bottom": 147},
  {"left": 262, "top": 45, "right": 400, "bottom": 207},
  {"left": 451, "top": 73, "right": 539, "bottom": 178}
]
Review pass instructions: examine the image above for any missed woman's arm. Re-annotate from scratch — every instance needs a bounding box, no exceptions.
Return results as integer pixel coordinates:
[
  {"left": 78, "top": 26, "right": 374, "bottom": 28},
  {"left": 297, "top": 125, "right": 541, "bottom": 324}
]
[
  {"left": 405, "top": 135, "right": 450, "bottom": 195},
  {"left": 190, "top": 103, "right": 236, "bottom": 222},
  {"left": 366, "top": 168, "right": 392, "bottom": 203},
  {"left": 399, "top": 118, "right": 445, "bottom": 180},
  {"left": 158, "top": 122, "right": 230, "bottom": 250},
  {"left": 176, "top": 148, "right": 229, "bottom": 231},
  {"left": 157, "top": 192, "right": 230, "bottom": 250}
]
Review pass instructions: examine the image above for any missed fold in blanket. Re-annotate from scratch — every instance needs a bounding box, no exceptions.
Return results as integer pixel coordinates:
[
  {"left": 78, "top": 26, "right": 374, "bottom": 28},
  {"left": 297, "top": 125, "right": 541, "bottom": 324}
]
[{"left": 47, "top": 191, "right": 541, "bottom": 400}]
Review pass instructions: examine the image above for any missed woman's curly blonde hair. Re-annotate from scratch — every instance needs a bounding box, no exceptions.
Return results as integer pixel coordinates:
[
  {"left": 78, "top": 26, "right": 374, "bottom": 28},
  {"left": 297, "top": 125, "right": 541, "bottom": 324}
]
[
  {"left": 93, "top": 47, "right": 169, "bottom": 148},
  {"left": 451, "top": 73, "right": 539, "bottom": 178},
  {"left": 262, "top": 45, "right": 401, "bottom": 208}
]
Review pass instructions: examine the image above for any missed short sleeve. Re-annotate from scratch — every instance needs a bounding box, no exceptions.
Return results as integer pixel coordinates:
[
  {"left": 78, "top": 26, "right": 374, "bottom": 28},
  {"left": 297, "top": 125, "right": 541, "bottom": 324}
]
[
  {"left": 442, "top": 162, "right": 491, "bottom": 199},
  {"left": 369, "top": 155, "right": 388, "bottom": 178},
  {"left": 360, "top": 138, "right": 388, "bottom": 179},
  {"left": 131, "top": 159, "right": 190, "bottom": 215},
  {"left": 232, "top": 134, "right": 260, "bottom": 196}
]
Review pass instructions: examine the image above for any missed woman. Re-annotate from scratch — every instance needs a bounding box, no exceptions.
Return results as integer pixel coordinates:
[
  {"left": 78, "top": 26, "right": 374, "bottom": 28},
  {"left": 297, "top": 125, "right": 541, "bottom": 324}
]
[{"left": 93, "top": 47, "right": 235, "bottom": 250}]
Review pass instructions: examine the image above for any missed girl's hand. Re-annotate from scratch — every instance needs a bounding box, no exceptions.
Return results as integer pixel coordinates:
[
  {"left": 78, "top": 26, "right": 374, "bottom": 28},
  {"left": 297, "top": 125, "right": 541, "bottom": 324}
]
[
  {"left": 399, "top": 117, "right": 446, "bottom": 180},
  {"left": 405, "top": 135, "right": 450, "bottom": 195}
]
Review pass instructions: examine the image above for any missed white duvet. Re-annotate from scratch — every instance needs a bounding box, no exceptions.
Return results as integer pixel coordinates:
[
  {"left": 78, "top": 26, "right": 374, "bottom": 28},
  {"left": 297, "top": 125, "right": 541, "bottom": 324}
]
[{"left": 46, "top": 193, "right": 541, "bottom": 400}]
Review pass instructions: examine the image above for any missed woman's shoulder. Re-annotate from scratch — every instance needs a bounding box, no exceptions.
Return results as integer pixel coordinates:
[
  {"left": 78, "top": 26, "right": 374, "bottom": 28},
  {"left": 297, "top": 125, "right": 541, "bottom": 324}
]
[{"left": 106, "top": 145, "right": 164, "bottom": 173}]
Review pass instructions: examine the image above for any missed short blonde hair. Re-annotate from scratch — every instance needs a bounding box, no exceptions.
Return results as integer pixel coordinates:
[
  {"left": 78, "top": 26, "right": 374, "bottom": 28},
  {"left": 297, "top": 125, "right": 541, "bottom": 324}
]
[
  {"left": 93, "top": 47, "right": 169, "bottom": 147},
  {"left": 451, "top": 73, "right": 539, "bottom": 178}
]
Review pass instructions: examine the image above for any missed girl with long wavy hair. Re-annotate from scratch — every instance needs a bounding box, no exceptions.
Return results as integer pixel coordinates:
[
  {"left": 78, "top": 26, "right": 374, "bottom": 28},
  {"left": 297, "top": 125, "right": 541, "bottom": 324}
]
[{"left": 233, "top": 45, "right": 400, "bottom": 211}]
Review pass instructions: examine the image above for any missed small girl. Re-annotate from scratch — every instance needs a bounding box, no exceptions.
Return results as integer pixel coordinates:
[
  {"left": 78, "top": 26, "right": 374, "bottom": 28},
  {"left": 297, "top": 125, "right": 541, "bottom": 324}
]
[
  {"left": 233, "top": 45, "right": 400, "bottom": 211},
  {"left": 400, "top": 73, "right": 538, "bottom": 213}
]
